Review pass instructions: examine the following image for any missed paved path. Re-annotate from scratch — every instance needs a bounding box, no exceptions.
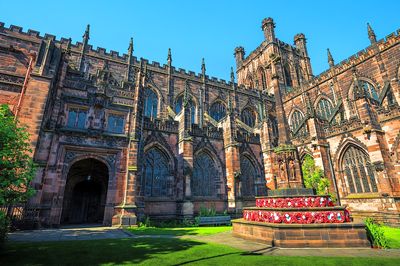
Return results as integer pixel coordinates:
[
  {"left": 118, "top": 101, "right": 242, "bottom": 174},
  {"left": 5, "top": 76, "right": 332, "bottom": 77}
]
[
  {"left": 8, "top": 225, "right": 130, "bottom": 242},
  {"left": 190, "top": 231, "right": 400, "bottom": 257},
  {"left": 8, "top": 226, "right": 400, "bottom": 257}
]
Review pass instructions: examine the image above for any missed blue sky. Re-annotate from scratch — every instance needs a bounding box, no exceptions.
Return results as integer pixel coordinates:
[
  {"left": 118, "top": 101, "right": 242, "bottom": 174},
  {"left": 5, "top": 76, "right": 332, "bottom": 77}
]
[{"left": 1, "top": 0, "right": 399, "bottom": 80}]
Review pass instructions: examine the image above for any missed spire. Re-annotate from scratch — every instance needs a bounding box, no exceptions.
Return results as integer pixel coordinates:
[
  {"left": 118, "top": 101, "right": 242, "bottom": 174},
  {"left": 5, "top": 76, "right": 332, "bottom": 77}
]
[
  {"left": 183, "top": 79, "right": 190, "bottom": 107},
  {"left": 128, "top": 37, "right": 134, "bottom": 56},
  {"left": 167, "top": 48, "right": 172, "bottom": 64},
  {"left": 367, "top": 23, "right": 377, "bottom": 44},
  {"left": 230, "top": 67, "right": 235, "bottom": 83},
  {"left": 83, "top": 24, "right": 90, "bottom": 42},
  {"left": 327, "top": 48, "right": 334, "bottom": 68},
  {"left": 201, "top": 58, "right": 206, "bottom": 75}
]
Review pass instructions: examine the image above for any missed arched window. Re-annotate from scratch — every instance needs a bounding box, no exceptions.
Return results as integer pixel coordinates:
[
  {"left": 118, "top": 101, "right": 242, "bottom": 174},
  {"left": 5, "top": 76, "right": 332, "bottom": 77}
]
[
  {"left": 144, "top": 88, "right": 158, "bottom": 119},
  {"left": 268, "top": 116, "right": 279, "bottom": 147},
  {"left": 210, "top": 101, "right": 226, "bottom": 122},
  {"left": 240, "top": 156, "right": 255, "bottom": 197},
  {"left": 192, "top": 152, "right": 218, "bottom": 197},
  {"left": 284, "top": 64, "right": 292, "bottom": 88},
  {"left": 241, "top": 108, "right": 256, "bottom": 128},
  {"left": 290, "top": 110, "right": 307, "bottom": 135},
  {"left": 143, "top": 148, "right": 172, "bottom": 197},
  {"left": 316, "top": 98, "right": 334, "bottom": 120},
  {"left": 342, "top": 145, "right": 378, "bottom": 194},
  {"left": 359, "top": 80, "right": 379, "bottom": 101},
  {"left": 261, "top": 70, "right": 267, "bottom": 89},
  {"left": 175, "top": 95, "right": 196, "bottom": 124}
]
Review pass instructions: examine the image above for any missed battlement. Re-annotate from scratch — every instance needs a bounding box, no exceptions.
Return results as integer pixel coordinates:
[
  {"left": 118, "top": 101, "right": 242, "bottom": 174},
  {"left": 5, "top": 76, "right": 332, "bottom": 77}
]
[
  {"left": 0, "top": 21, "right": 236, "bottom": 88},
  {"left": 310, "top": 27, "right": 400, "bottom": 87}
]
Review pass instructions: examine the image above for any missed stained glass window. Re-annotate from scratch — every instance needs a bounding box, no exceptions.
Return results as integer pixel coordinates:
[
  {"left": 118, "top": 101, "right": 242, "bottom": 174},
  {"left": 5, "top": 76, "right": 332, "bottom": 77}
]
[
  {"left": 241, "top": 108, "right": 256, "bottom": 128},
  {"left": 210, "top": 101, "right": 226, "bottom": 122},
  {"left": 290, "top": 110, "right": 307, "bottom": 136},
  {"left": 144, "top": 88, "right": 158, "bottom": 119},
  {"left": 192, "top": 153, "right": 217, "bottom": 197},
  {"left": 240, "top": 157, "right": 256, "bottom": 197},
  {"left": 359, "top": 80, "right": 379, "bottom": 101},
  {"left": 342, "top": 146, "right": 378, "bottom": 194},
  {"left": 67, "top": 107, "right": 87, "bottom": 129},
  {"left": 175, "top": 95, "right": 196, "bottom": 124},
  {"left": 316, "top": 98, "right": 334, "bottom": 120},
  {"left": 143, "top": 148, "right": 172, "bottom": 197}
]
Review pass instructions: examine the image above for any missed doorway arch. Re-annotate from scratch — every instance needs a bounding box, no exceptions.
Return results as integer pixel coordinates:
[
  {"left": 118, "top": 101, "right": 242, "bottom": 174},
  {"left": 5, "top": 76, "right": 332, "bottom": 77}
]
[{"left": 61, "top": 158, "right": 109, "bottom": 224}]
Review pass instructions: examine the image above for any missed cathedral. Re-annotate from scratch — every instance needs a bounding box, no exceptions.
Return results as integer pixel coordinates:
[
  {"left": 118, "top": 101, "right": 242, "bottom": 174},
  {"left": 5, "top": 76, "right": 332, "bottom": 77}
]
[{"left": 0, "top": 18, "right": 399, "bottom": 227}]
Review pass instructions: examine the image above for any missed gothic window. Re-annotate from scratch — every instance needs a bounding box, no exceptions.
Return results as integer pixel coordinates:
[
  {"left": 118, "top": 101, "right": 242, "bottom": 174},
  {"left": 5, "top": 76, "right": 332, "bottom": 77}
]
[
  {"left": 316, "top": 98, "right": 334, "bottom": 120},
  {"left": 192, "top": 152, "right": 218, "bottom": 197},
  {"left": 143, "top": 148, "right": 173, "bottom": 197},
  {"left": 240, "top": 156, "right": 265, "bottom": 197},
  {"left": 260, "top": 70, "right": 267, "bottom": 89},
  {"left": 268, "top": 116, "right": 279, "bottom": 147},
  {"left": 175, "top": 95, "right": 196, "bottom": 124},
  {"left": 359, "top": 80, "right": 379, "bottom": 102},
  {"left": 107, "top": 114, "right": 125, "bottom": 134},
  {"left": 284, "top": 64, "right": 292, "bottom": 88},
  {"left": 241, "top": 108, "right": 256, "bottom": 128},
  {"left": 210, "top": 101, "right": 226, "bottom": 122},
  {"left": 67, "top": 107, "right": 87, "bottom": 129},
  {"left": 290, "top": 110, "right": 307, "bottom": 136},
  {"left": 342, "top": 145, "right": 378, "bottom": 194},
  {"left": 144, "top": 88, "right": 158, "bottom": 119}
]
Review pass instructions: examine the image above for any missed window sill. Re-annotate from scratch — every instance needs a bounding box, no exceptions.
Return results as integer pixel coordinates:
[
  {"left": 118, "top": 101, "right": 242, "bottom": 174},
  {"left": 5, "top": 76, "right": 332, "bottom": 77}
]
[{"left": 344, "top": 192, "right": 381, "bottom": 199}]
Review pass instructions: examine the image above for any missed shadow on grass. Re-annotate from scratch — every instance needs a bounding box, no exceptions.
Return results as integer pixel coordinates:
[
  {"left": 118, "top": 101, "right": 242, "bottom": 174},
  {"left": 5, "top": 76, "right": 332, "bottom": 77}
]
[
  {"left": 127, "top": 226, "right": 231, "bottom": 236},
  {"left": 0, "top": 237, "right": 204, "bottom": 265}
]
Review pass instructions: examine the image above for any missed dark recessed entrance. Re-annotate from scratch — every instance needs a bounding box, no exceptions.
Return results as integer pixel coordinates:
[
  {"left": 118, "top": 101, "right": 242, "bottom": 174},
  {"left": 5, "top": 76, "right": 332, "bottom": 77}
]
[{"left": 61, "top": 158, "right": 109, "bottom": 224}]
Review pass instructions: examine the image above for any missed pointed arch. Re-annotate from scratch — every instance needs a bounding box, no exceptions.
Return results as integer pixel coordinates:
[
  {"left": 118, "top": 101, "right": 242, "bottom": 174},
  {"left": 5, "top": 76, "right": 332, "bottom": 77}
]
[
  {"left": 174, "top": 92, "right": 197, "bottom": 124},
  {"left": 348, "top": 78, "right": 380, "bottom": 102},
  {"left": 241, "top": 107, "right": 257, "bottom": 127},
  {"left": 142, "top": 145, "right": 174, "bottom": 197},
  {"left": 314, "top": 95, "right": 334, "bottom": 120},
  {"left": 283, "top": 62, "right": 293, "bottom": 88},
  {"left": 338, "top": 143, "right": 378, "bottom": 194},
  {"left": 240, "top": 153, "right": 266, "bottom": 197},
  {"left": 257, "top": 66, "right": 267, "bottom": 89},
  {"left": 144, "top": 87, "right": 159, "bottom": 119},
  {"left": 192, "top": 148, "right": 224, "bottom": 197},
  {"left": 209, "top": 100, "right": 227, "bottom": 122}
]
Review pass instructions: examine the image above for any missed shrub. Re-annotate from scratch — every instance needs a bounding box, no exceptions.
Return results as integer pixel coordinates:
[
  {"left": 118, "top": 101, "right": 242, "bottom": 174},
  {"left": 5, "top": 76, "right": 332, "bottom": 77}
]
[
  {"left": 365, "top": 218, "right": 388, "bottom": 248},
  {"left": 0, "top": 211, "right": 9, "bottom": 248}
]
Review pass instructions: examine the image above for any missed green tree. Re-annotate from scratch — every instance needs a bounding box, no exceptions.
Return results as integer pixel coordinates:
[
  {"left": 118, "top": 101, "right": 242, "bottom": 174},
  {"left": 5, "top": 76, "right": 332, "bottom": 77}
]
[
  {"left": 301, "top": 154, "right": 331, "bottom": 196},
  {"left": 0, "top": 104, "right": 36, "bottom": 207}
]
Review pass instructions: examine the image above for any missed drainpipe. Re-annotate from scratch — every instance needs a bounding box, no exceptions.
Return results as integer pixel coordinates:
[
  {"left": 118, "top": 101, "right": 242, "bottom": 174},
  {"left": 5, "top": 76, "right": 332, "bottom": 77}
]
[
  {"left": 327, "top": 145, "right": 341, "bottom": 205},
  {"left": 14, "top": 52, "right": 36, "bottom": 121}
]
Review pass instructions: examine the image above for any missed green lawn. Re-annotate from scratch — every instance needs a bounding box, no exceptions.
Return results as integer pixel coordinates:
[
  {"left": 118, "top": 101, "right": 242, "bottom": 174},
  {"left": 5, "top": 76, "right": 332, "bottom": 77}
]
[
  {"left": 1, "top": 238, "right": 399, "bottom": 266},
  {"left": 127, "top": 226, "right": 232, "bottom": 236},
  {"left": 383, "top": 226, "right": 400, "bottom": 249}
]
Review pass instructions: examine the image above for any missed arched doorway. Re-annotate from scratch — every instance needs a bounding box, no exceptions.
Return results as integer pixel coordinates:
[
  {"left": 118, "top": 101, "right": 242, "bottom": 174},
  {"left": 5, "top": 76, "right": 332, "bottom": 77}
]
[{"left": 61, "top": 158, "right": 109, "bottom": 224}]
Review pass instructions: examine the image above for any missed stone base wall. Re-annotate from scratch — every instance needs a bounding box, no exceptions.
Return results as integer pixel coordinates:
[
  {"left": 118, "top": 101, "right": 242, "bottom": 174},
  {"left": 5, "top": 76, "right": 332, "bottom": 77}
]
[{"left": 232, "top": 219, "right": 370, "bottom": 248}]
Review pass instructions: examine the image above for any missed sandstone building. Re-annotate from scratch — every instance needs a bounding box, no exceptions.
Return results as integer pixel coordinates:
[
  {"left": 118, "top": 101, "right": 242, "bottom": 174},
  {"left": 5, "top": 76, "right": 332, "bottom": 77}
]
[{"left": 0, "top": 18, "right": 399, "bottom": 226}]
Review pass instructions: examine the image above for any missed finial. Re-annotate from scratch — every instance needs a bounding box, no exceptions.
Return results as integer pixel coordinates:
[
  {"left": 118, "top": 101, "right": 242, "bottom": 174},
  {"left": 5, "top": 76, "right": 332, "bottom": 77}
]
[
  {"left": 201, "top": 58, "right": 206, "bottom": 74},
  {"left": 230, "top": 67, "right": 235, "bottom": 82},
  {"left": 167, "top": 48, "right": 172, "bottom": 63},
  {"left": 128, "top": 37, "right": 134, "bottom": 54},
  {"left": 367, "top": 23, "right": 377, "bottom": 44},
  {"left": 327, "top": 48, "right": 334, "bottom": 68},
  {"left": 83, "top": 24, "right": 90, "bottom": 40}
]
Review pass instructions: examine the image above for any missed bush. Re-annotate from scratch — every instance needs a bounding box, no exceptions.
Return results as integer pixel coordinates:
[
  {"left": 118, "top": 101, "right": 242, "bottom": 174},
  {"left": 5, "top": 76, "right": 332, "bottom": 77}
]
[
  {"left": 365, "top": 218, "right": 388, "bottom": 248},
  {"left": 0, "top": 211, "right": 9, "bottom": 248}
]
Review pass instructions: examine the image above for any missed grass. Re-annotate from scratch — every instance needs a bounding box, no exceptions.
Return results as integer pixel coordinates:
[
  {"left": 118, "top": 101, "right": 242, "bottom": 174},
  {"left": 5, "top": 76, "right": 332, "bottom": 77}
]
[
  {"left": 127, "top": 226, "right": 232, "bottom": 236},
  {"left": 1, "top": 238, "right": 400, "bottom": 266},
  {"left": 383, "top": 226, "right": 400, "bottom": 249}
]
